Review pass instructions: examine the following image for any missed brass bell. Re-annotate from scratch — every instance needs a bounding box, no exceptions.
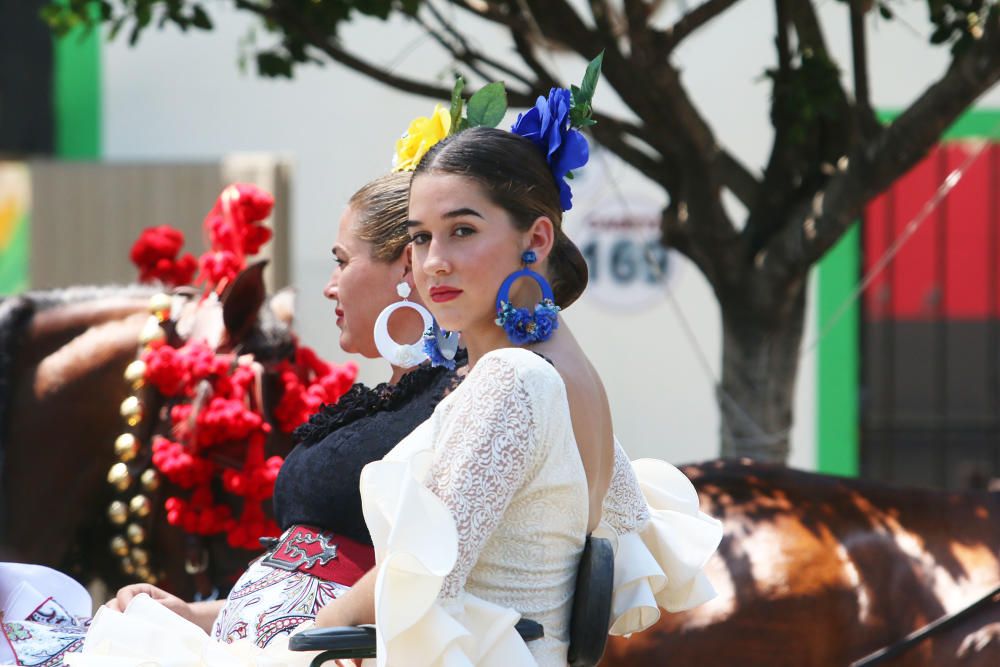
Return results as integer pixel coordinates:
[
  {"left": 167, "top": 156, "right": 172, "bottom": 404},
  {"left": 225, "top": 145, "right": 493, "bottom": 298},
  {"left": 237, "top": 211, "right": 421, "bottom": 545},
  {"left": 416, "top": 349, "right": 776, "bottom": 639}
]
[
  {"left": 126, "top": 523, "right": 146, "bottom": 544},
  {"left": 149, "top": 293, "right": 172, "bottom": 320},
  {"left": 123, "top": 359, "right": 147, "bottom": 389},
  {"left": 131, "top": 547, "right": 150, "bottom": 566},
  {"left": 139, "top": 316, "right": 166, "bottom": 345},
  {"left": 129, "top": 494, "right": 152, "bottom": 518},
  {"left": 108, "top": 500, "right": 128, "bottom": 525},
  {"left": 110, "top": 535, "right": 129, "bottom": 557},
  {"left": 120, "top": 396, "right": 142, "bottom": 427},
  {"left": 140, "top": 468, "right": 160, "bottom": 492},
  {"left": 120, "top": 557, "right": 135, "bottom": 576},
  {"left": 107, "top": 463, "right": 132, "bottom": 492},
  {"left": 114, "top": 433, "right": 140, "bottom": 462}
]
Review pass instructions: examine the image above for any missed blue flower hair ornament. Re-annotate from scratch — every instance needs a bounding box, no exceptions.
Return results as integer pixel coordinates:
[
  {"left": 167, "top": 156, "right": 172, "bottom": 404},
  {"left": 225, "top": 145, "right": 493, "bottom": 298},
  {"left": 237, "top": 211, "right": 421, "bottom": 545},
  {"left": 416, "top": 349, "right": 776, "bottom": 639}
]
[
  {"left": 510, "top": 52, "right": 603, "bottom": 212},
  {"left": 511, "top": 89, "right": 589, "bottom": 211}
]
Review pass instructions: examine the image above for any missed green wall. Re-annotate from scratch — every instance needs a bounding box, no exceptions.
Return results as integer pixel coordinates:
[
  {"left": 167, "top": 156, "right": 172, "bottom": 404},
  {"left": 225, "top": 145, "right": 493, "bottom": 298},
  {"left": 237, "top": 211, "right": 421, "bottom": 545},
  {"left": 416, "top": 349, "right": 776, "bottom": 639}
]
[{"left": 54, "top": 19, "right": 101, "bottom": 159}]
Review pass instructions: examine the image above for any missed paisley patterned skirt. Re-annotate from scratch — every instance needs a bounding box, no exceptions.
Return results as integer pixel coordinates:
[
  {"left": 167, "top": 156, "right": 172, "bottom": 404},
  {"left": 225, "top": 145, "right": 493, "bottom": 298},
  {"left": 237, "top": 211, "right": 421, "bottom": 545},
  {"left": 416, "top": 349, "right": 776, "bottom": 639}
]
[
  {"left": 210, "top": 555, "right": 350, "bottom": 648},
  {"left": 1, "top": 596, "right": 88, "bottom": 667}
]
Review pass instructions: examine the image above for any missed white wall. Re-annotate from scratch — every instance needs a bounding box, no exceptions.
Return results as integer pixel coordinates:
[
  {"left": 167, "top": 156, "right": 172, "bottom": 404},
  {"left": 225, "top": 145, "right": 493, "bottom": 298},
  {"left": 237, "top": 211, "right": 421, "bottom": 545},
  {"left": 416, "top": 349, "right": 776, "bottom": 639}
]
[{"left": 101, "top": 1, "right": 1000, "bottom": 468}]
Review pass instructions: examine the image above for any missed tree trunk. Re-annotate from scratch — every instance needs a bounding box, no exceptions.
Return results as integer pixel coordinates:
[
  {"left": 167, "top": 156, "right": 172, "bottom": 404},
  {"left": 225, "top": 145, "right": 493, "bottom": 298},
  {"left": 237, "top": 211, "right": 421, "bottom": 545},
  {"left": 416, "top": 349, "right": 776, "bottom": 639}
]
[{"left": 718, "top": 279, "right": 808, "bottom": 462}]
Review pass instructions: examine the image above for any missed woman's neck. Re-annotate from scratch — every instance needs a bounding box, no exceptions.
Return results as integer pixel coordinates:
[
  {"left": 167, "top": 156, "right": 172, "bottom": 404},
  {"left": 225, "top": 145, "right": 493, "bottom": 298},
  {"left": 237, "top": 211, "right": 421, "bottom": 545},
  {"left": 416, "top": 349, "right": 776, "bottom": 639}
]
[{"left": 388, "top": 364, "right": 418, "bottom": 385}]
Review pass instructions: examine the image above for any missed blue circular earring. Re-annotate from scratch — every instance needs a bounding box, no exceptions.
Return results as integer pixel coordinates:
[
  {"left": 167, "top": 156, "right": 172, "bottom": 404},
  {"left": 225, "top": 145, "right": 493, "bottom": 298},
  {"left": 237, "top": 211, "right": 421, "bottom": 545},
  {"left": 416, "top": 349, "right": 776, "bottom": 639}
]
[
  {"left": 423, "top": 321, "right": 460, "bottom": 370},
  {"left": 495, "top": 250, "right": 560, "bottom": 344}
]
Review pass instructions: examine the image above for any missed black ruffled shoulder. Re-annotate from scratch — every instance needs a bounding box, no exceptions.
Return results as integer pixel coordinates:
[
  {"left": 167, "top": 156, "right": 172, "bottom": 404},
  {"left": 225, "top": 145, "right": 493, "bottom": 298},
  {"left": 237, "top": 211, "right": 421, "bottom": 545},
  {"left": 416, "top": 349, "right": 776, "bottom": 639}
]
[{"left": 292, "top": 349, "right": 467, "bottom": 446}]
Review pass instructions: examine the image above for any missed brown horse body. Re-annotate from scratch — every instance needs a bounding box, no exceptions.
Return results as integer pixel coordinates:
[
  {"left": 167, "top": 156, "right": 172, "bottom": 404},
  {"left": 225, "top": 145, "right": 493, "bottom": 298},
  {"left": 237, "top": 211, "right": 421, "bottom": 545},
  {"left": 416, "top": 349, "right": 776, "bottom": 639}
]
[
  {"left": 0, "top": 281, "right": 297, "bottom": 600},
  {"left": 2, "top": 288, "right": 154, "bottom": 572},
  {"left": 603, "top": 460, "right": 1000, "bottom": 666}
]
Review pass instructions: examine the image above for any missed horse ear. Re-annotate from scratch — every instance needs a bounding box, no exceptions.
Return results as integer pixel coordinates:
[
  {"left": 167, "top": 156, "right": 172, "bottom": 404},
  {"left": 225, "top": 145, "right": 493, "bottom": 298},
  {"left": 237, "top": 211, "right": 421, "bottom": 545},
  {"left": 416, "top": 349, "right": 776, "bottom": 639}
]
[{"left": 222, "top": 260, "right": 268, "bottom": 345}]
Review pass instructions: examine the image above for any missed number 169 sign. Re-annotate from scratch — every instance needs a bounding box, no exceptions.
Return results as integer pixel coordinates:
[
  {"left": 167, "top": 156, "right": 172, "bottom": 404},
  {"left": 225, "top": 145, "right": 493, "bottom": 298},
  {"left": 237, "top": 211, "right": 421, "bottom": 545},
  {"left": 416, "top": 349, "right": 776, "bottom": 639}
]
[{"left": 569, "top": 200, "right": 680, "bottom": 312}]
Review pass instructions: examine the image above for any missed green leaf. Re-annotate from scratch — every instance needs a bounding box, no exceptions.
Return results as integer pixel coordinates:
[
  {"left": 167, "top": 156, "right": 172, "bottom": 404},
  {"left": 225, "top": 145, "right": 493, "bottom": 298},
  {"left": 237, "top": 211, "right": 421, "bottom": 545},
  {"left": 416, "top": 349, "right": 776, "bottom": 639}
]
[
  {"left": 191, "top": 5, "right": 213, "bottom": 30},
  {"left": 257, "top": 51, "right": 294, "bottom": 78},
  {"left": 466, "top": 81, "right": 507, "bottom": 128},
  {"left": 449, "top": 76, "right": 465, "bottom": 135},
  {"left": 108, "top": 15, "right": 127, "bottom": 40},
  {"left": 136, "top": 2, "right": 152, "bottom": 28},
  {"left": 569, "top": 51, "right": 603, "bottom": 129},
  {"left": 578, "top": 50, "right": 604, "bottom": 105}
]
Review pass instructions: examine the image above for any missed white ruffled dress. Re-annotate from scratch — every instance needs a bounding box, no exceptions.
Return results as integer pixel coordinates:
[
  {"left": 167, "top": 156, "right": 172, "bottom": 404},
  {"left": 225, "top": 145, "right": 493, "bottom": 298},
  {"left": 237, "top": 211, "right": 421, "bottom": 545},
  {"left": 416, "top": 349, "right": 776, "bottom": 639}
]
[{"left": 59, "top": 347, "right": 722, "bottom": 666}]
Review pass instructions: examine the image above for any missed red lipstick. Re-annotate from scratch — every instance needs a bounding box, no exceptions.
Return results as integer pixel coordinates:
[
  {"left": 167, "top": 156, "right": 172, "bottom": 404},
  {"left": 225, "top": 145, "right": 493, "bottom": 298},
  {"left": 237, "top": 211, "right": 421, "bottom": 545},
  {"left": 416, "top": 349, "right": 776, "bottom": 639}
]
[{"left": 429, "top": 286, "right": 463, "bottom": 303}]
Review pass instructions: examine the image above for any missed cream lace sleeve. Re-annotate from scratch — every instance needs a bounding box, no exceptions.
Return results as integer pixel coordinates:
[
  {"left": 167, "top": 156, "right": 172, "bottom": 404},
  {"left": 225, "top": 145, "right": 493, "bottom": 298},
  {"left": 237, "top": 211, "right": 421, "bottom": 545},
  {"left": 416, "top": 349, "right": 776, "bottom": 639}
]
[
  {"left": 601, "top": 438, "right": 651, "bottom": 536},
  {"left": 423, "top": 351, "right": 543, "bottom": 599}
]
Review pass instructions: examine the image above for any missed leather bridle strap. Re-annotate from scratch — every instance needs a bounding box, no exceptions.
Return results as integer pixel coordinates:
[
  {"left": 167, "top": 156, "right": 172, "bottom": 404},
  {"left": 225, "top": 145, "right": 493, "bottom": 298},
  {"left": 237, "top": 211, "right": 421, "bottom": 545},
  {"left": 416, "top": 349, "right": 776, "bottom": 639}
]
[{"left": 850, "top": 583, "right": 1000, "bottom": 666}]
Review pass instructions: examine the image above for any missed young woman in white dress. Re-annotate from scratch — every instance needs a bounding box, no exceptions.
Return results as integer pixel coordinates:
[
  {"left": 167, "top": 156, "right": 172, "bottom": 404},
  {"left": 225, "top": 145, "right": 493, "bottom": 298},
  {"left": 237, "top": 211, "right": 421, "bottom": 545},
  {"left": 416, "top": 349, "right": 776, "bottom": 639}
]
[{"left": 309, "top": 126, "right": 722, "bottom": 666}]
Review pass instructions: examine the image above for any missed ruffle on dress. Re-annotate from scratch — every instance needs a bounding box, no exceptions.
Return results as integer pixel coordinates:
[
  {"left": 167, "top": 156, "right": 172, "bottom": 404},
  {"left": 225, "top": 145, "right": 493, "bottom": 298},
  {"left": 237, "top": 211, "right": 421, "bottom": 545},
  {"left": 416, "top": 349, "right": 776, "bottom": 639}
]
[
  {"left": 360, "top": 448, "right": 536, "bottom": 667},
  {"left": 595, "top": 458, "right": 723, "bottom": 636},
  {"left": 63, "top": 594, "right": 317, "bottom": 667}
]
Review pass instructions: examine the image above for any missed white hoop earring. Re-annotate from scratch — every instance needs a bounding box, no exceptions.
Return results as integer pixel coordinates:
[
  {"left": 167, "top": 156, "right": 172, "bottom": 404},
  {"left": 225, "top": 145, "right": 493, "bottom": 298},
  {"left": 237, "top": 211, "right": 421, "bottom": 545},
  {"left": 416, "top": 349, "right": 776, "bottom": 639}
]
[{"left": 373, "top": 282, "right": 433, "bottom": 368}]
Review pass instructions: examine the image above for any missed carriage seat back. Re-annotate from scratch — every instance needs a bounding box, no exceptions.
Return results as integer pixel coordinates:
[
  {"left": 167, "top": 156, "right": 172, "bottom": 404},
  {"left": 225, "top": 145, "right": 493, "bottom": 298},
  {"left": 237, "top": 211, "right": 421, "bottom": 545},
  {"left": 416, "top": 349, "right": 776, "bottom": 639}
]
[{"left": 567, "top": 535, "right": 614, "bottom": 667}]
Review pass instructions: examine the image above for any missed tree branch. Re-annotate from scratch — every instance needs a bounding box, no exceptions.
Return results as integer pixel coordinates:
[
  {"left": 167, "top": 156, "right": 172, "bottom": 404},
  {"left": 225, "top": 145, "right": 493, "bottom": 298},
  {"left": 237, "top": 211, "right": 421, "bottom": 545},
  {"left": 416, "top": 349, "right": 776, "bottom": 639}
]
[
  {"left": 234, "top": 0, "right": 457, "bottom": 99},
  {"left": 623, "top": 0, "right": 653, "bottom": 55},
  {"left": 742, "top": 0, "right": 795, "bottom": 253},
  {"left": 653, "top": 0, "right": 745, "bottom": 52},
  {"left": 412, "top": 13, "right": 495, "bottom": 84},
  {"left": 849, "top": 0, "right": 870, "bottom": 113},
  {"left": 715, "top": 150, "right": 760, "bottom": 209},
  {"left": 446, "top": 0, "right": 519, "bottom": 29},
  {"left": 421, "top": 1, "right": 534, "bottom": 88},
  {"left": 847, "top": 0, "right": 880, "bottom": 140},
  {"left": 767, "top": 9, "right": 1000, "bottom": 279}
]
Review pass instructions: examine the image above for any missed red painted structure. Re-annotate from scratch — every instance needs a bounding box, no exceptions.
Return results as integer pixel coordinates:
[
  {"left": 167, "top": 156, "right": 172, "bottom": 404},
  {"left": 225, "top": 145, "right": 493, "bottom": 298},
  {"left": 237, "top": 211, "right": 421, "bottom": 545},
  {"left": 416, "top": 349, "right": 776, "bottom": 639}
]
[{"left": 861, "top": 142, "right": 1000, "bottom": 489}]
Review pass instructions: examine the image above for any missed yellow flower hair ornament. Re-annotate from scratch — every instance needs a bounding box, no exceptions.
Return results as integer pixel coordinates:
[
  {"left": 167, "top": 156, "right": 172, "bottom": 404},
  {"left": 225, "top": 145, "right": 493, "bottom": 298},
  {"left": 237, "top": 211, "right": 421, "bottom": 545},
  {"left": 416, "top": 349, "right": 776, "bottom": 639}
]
[
  {"left": 391, "top": 77, "right": 508, "bottom": 172},
  {"left": 391, "top": 104, "right": 451, "bottom": 172}
]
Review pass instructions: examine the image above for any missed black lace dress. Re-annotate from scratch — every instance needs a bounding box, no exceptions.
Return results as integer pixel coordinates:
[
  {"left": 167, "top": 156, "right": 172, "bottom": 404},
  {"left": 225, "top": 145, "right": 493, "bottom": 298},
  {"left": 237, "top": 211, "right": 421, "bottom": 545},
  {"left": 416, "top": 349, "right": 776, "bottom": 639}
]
[{"left": 211, "top": 357, "right": 463, "bottom": 647}]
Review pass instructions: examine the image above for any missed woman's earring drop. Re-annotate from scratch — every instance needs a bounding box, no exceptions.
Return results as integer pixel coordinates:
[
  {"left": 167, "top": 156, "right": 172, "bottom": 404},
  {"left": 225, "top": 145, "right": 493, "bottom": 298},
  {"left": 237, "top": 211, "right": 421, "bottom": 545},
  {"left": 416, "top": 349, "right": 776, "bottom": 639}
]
[
  {"left": 373, "top": 282, "right": 433, "bottom": 368},
  {"left": 423, "top": 321, "right": 461, "bottom": 370},
  {"left": 494, "top": 250, "right": 560, "bottom": 345}
]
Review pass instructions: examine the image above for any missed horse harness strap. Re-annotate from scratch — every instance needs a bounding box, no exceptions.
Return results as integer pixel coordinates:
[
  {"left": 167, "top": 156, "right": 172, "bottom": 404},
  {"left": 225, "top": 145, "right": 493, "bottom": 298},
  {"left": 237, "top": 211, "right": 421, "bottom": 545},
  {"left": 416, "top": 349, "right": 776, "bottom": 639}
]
[{"left": 849, "top": 583, "right": 1000, "bottom": 666}]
